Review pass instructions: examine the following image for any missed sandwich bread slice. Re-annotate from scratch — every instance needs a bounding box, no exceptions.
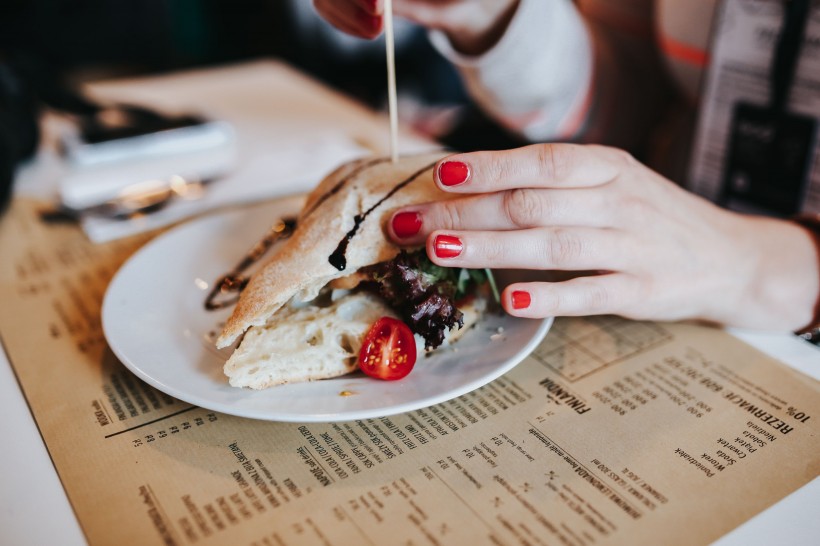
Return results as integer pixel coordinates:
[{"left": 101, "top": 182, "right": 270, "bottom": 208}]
[{"left": 217, "top": 152, "right": 485, "bottom": 389}]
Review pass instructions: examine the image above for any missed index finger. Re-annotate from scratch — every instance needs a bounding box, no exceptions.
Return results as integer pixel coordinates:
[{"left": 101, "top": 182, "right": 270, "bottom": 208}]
[{"left": 434, "top": 143, "right": 628, "bottom": 193}]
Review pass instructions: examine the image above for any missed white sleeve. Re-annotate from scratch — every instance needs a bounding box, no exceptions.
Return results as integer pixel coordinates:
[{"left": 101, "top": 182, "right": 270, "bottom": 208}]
[{"left": 428, "top": 0, "right": 593, "bottom": 142}]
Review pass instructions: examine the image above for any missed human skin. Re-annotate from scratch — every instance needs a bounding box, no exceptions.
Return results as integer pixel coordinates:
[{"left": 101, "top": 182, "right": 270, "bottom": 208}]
[
  {"left": 387, "top": 145, "right": 820, "bottom": 332},
  {"left": 311, "top": 0, "right": 520, "bottom": 55},
  {"left": 312, "top": 2, "right": 820, "bottom": 331},
  {"left": 312, "top": 0, "right": 674, "bottom": 159}
]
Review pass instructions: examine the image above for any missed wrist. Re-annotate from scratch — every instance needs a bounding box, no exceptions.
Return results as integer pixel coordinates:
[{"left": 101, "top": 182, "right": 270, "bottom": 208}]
[{"left": 732, "top": 216, "right": 820, "bottom": 331}]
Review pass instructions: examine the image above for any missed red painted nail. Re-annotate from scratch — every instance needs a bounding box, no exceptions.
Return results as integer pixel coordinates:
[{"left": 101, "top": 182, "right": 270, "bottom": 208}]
[
  {"left": 512, "top": 291, "right": 531, "bottom": 310},
  {"left": 438, "top": 161, "right": 470, "bottom": 187},
  {"left": 364, "top": 0, "right": 381, "bottom": 14},
  {"left": 392, "top": 211, "right": 422, "bottom": 238},
  {"left": 434, "top": 234, "right": 463, "bottom": 258},
  {"left": 359, "top": 12, "right": 382, "bottom": 31}
]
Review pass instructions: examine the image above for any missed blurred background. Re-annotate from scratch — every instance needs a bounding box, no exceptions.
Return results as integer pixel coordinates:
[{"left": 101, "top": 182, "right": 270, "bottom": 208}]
[{"left": 0, "top": 0, "right": 530, "bottom": 210}]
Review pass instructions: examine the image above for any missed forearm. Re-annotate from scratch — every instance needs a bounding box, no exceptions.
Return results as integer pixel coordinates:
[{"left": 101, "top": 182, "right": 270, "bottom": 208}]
[
  {"left": 576, "top": 0, "right": 677, "bottom": 151},
  {"left": 429, "top": 0, "right": 675, "bottom": 151}
]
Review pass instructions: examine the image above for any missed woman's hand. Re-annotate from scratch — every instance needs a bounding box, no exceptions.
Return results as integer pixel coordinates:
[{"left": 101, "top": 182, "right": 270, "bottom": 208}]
[
  {"left": 387, "top": 144, "right": 820, "bottom": 331},
  {"left": 312, "top": 0, "right": 520, "bottom": 55}
]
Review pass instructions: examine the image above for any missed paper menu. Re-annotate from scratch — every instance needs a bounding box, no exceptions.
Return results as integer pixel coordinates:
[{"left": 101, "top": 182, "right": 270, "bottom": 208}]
[{"left": 1, "top": 198, "right": 818, "bottom": 546}]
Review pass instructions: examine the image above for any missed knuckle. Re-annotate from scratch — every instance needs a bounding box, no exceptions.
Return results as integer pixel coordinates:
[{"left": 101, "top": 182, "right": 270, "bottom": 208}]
[
  {"left": 619, "top": 194, "right": 648, "bottom": 221},
  {"left": 436, "top": 201, "right": 464, "bottom": 230},
  {"left": 482, "top": 237, "right": 508, "bottom": 265},
  {"left": 615, "top": 148, "right": 636, "bottom": 166},
  {"left": 502, "top": 189, "right": 543, "bottom": 227},
  {"left": 619, "top": 193, "right": 656, "bottom": 228},
  {"left": 609, "top": 146, "right": 638, "bottom": 168},
  {"left": 534, "top": 143, "right": 572, "bottom": 182},
  {"left": 543, "top": 228, "right": 584, "bottom": 266},
  {"left": 489, "top": 154, "right": 519, "bottom": 186},
  {"left": 582, "top": 283, "right": 612, "bottom": 313}
]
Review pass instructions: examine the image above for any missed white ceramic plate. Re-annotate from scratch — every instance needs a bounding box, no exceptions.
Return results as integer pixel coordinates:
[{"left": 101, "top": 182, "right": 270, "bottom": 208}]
[{"left": 102, "top": 198, "right": 552, "bottom": 422}]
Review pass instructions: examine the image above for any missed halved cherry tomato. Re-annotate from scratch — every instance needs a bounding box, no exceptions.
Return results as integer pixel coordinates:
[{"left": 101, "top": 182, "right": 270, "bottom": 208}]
[{"left": 358, "top": 317, "right": 417, "bottom": 380}]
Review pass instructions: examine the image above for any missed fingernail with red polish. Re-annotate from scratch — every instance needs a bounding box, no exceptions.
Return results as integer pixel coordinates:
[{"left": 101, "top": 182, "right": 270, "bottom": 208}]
[
  {"left": 392, "top": 211, "right": 422, "bottom": 238},
  {"left": 359, "top": 13, "right": 382, "bottom": 31},
  {"left": 434, "top": 234, "right": 463, "bottom": 258},
  {"left": 512, "top": 291, "right": 531, "bottom": 310},
  {"left": 438, "top": 161, "right": 470, "bottom": 187}
]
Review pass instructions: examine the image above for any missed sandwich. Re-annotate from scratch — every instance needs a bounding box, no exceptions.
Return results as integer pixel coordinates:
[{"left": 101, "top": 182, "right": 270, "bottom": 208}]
[{"left": 216, "top": 151, "right": 491, "bottom": 389}]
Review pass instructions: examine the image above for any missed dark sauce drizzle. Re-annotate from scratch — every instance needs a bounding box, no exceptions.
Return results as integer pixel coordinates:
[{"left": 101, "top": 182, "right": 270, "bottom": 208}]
[
  {"left": 303, "top": 151, "right": 444, "bottom": 220},
  {"left": 302, "top": 157, "right": 390, "bottom": 219},
  {"left": 328, "top": 161, "right": 437, "bottom": 271},
  {"left": 204, "top": 218, "right": 296, "bottom": 310}
]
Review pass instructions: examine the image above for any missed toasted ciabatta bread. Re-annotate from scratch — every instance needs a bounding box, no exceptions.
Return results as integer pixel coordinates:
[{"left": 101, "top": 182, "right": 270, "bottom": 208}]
[
  {"left": 217, "top": 152, "right": 453, "bottom": 348},
  {"left": 224, "top": 292, "right": 396, "bottom": 388},
  {"left": 223, "top": 292, "right": 485, "bottom": 389},
  {"left": 217, "top": 152, "right": 489, "bottom": 389}
]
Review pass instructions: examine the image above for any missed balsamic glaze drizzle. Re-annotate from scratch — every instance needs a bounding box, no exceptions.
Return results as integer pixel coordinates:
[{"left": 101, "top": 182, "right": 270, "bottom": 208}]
[
  {"left": 204, "top": 218, "right": 296, "bottom": 310},
  {"left": 328, "top": 161, "right": 437, "bottom": 271},
  {"left": 302, "top": 157, "right": 389, "bottom": 219}
]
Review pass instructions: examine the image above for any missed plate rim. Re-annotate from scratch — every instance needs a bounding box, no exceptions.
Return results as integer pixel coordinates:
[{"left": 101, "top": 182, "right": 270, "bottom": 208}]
[{"left": 102, "top": 200, "right": 552, "bottom": 422}]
